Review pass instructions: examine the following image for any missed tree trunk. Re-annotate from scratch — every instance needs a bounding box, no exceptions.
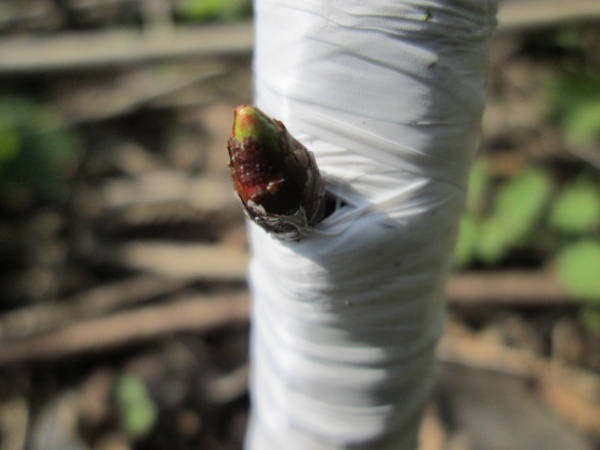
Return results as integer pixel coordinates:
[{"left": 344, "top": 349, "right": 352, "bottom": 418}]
[{"left": 246, "top": 1, "right": 498, "bottom": 449}]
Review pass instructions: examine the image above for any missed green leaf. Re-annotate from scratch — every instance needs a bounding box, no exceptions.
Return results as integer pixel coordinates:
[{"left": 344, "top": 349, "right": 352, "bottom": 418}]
[
  {"left": 466, "top": 160, "right": 491, "bottom": 214},
  {"left": 549, "top": 177, "right": 600, "bottom": 235},
  {"left": 550, "top": 74, "right": 600, "bottom": 146},
  {"left": 476, "top": 216, "right": 511, "bottom": 263},
  {"left": 178, "top": 0, "right": 251, "bottom": 21},
  {"left": 563, "top": 99, "right": 600, "bottom": 146},
  {"left": 0, "top": 96, "right": 82, "bottom": 201},
  {"left": 0, "top": 126, "right": 21, "bottom": 163},
  {"left": 0, "top": 96, "right": 36, "bottom": 128},
  {"left": 494, "top": 168, "right": 553, "bottom": 237},
  {"left": 454, "top": 214, "right": 478, "bottom": 267},
  {"left": 475, "top": 168, "right": 553, "bottom": 263},
  {"left": 115, "top": 373, "right": 158, "bottom": 440},
  {"left": 579, "top": 305, "right": 600, "bottom": 334},
  {"left": 555, "top": 240, "right": 600, "bottom": 302}
]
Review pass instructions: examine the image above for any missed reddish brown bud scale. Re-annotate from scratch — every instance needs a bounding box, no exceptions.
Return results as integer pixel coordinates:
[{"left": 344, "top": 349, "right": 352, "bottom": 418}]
[{"left": 227, "top": 105, "right": 325, "bottom": 241}]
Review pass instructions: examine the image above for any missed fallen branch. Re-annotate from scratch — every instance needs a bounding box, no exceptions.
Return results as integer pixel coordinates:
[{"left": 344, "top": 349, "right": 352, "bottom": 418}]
[
  {"left": 0, "top": 0, "right": 597, "bottom": 74},
  {"left": 88, "top": 247, "right": 573, "bottom": 305},
  {"left": 206, "top": 364, "right": 251, "bottom": 405},
  {"left": 0, "top": 23, "right": 253, "bottom": 73},
  {"left": 0, "top": 274, "right": 189, "bottom": 341},
  {"left": 59, "top": 64, "right": 226, "bottom": 125},
  {"left": 497, "top": 0, "right": 600, "bottom": 31},
  {"left": 438, "top": 333, "right": 541, "bottom": 378},
  {"left": 100, "top": 172, "right": 238, "bottom": 212},
  {"left": 540, "top": 380, "right": 600, "bottom": 438},
  {"left": 3, "top": 287, "right": 597, "bottom": 437},
  {"left": 90, "top": 241, "right": 249, "bottom": 280},
  {"left": 0, "top": 293, "right": 249, "bottom": 365},
  {"left": 0, "top": 268, "right": 574, "bottom": 363},
  {"left": 446, "top": 270, "right": 571, "bottom": 305}
]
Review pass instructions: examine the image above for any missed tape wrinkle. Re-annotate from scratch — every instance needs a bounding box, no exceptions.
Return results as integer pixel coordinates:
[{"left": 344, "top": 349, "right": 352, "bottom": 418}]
[{"left": 289, "top": 105, "right": 470, "bottom": 178}]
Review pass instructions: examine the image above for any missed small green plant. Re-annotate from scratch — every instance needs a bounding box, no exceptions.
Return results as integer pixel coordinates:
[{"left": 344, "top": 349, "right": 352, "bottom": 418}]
[
  {"left": 540, "top": 24, "right": 600, "bottom": 148},
  {"left": 455, "top": 164, "right": 600, "bottom": 334},
  {"left": 454, "top": 160, "right": 491, "bottom": 267},
  {"left": 555, "top": 239, "right": 600, "bottom": 302},
  {"left": 114, "top": 373, "right": 158, "bottom": 441},
  {"left": 579, "top": 306, "right": 600, "bottom": 334},
  {"left": 454, "top": 23, "right": 600, "bottom": 333},
  {"left": 177, "top": 0, "right": 252, "bottom": 21},
  {"left": 454, "top": 213, "right": 478, "bottom": 267},
  {"left": 549, "top": 175, "right": 600, "bottom": 235},
  {"left": 491, "top": 168, "right": 552, "bottom": 244},
  {"left": 555, "top": 239, "right": 600, "bottom": 334},
  {"left": 0, "top": 96, "right": 82, "bottom": 203},
  {"left": 465, "top": 160, "right": 492, "bottom": 214},
  {"left": 454, "top": 164, "right": 553, "bottom": 266},
  {"left": 550, "top": 73, "right": 600, "bottom": 147}
]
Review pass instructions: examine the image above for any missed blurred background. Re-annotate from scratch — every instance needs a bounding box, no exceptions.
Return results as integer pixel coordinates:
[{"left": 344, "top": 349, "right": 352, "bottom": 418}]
[{"left": 0, "top": 1, "right": 599, "bottom": 449}]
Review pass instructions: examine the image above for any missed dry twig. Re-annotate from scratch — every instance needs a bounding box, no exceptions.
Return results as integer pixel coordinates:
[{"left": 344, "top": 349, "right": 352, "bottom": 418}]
[
  {"left": 0, "top": 23, "right": 253, "bottom": 73},
  {"left": 447, "top": 270, "right": 571, "bottom": 305},
  {"left": 0, "top": 275, "right": 189, "bottom": 341},
  {"left": 0, "top": 293, "right": 249, "bottom": 365}
]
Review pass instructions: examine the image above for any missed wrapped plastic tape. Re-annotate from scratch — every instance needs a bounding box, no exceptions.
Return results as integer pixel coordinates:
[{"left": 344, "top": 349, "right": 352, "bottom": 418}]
[{"left": 246, "top": 1, "right": 498, "bottom": 449}]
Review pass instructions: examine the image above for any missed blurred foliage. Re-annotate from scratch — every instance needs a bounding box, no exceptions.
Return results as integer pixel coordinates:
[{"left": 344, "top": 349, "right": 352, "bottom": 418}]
[
  {"left": 115, "top": 373, "right": 158, "bottom": 441},
  {"left": 455, "top": 162, "right": 600, "bottom": 267},
  {"left": 580, "top": 306, "right": 600, "bottom": 334},
  {"left": 555, "top": 240, "right": 600, "bottom": 302},
  {"left": 457, "top": 163, "right": 600, "bottom": 326},
  {"left": 454, "top": 23, "right": 600, "bottom": 333},
  {"left": 481, "top": 168, "right": 552, "bottom": 263},
  {"left": 0, "top": 96, "right": 82, "bottom": 204},
  {"left": 455, "top": 161, "right": 600, "bottom": 329},
  {"left": 539, "top": 25, "right": 600, "bottom": 148},
  {"left": 549, "top": 175, "right": 600, "bottom": 235},
  {"left": 176, "top": 0, "right": 252, "bottom": 22},
  {"left": 550, "top": 73, "right": 600, "bottom": 147},
  {"left": 465, "top": 160, "right": 491, "bottom": 214},
  {"left": 454, "top": 214, "right": 478, "bottom": 268},
  {"left": 454, "top": 164, "right": 554, "bottom": 266}
]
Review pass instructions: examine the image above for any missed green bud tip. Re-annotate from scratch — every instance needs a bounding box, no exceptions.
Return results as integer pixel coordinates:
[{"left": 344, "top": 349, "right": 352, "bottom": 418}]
[{"left": 232, "top": 105, "right": 281, "bottom": 150}]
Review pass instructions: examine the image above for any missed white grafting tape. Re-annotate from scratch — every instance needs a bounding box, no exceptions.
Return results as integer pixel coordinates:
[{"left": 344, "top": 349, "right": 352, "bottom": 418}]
[{"left": 246, "top": 1, "right": 498, "bottom": 449}]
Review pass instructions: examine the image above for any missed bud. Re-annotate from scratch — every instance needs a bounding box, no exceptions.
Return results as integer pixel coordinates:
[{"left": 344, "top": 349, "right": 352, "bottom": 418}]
[{"left": 227, "top": 105, "right": 325, "bottom": 240}]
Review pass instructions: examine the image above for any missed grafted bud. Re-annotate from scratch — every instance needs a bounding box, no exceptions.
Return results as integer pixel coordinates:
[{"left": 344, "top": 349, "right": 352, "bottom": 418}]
[{"left": 227, "top": 105, "right": 325, "bottom": 240}]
